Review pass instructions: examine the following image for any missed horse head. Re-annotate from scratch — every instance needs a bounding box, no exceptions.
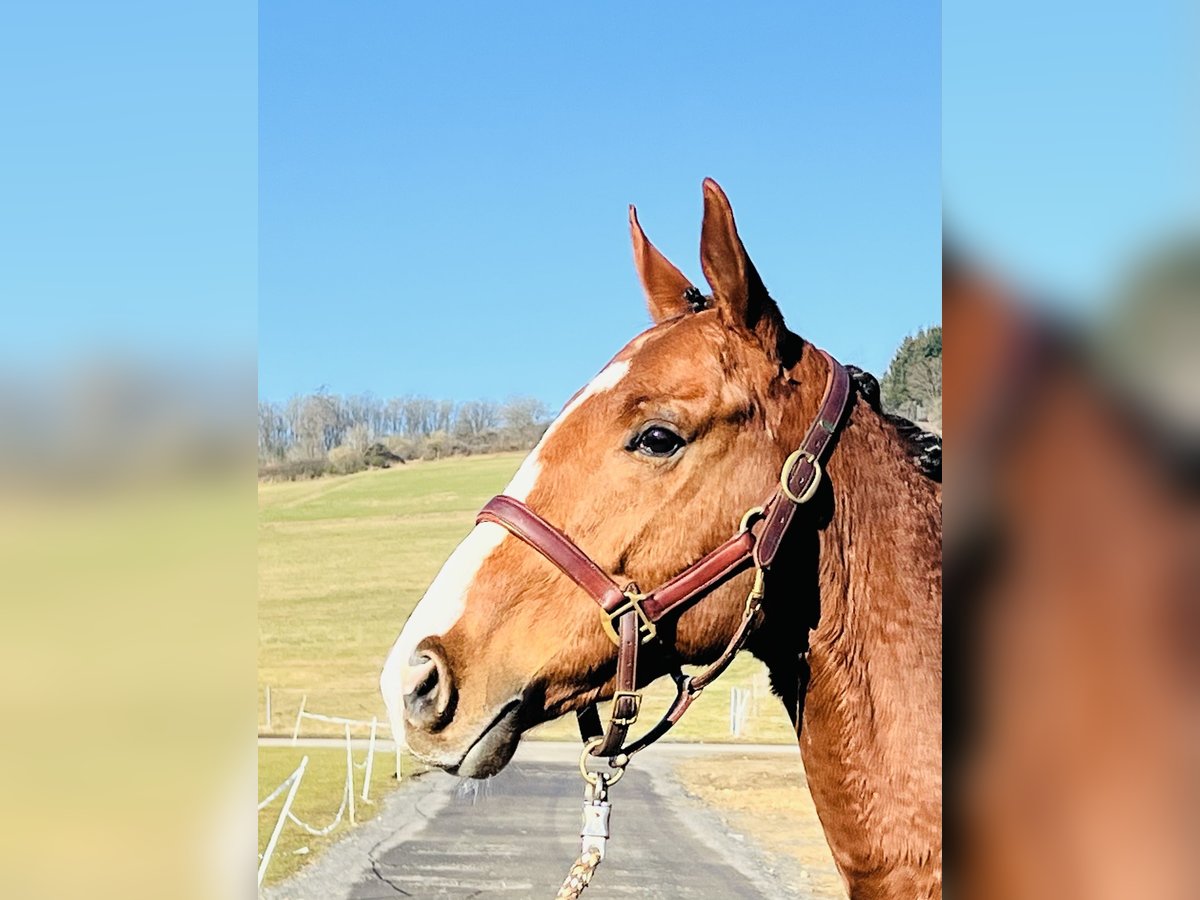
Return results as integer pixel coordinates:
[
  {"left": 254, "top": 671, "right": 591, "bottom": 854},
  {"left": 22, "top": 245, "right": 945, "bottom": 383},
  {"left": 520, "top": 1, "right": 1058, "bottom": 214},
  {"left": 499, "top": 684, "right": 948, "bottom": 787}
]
[{"left": 382, "top": 179, "right": 833, "bottom": 776}]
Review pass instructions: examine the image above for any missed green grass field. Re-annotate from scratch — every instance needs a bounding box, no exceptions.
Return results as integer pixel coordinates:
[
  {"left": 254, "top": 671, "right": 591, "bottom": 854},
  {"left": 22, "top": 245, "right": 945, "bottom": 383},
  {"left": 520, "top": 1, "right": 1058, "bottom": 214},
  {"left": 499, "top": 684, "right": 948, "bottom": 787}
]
[{"left": 258, "top": 453, "right": 794, "bottom": 744}]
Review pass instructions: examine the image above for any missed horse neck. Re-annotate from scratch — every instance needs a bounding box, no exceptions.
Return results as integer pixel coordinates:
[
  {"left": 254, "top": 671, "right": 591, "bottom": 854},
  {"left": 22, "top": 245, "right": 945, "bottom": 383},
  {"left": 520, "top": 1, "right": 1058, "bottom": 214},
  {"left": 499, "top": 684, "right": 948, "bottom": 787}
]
[
  {"left": 756, "top": 347, "right": 942, "bottom": 730},
  {"left": 816, "top": 405, "right": 942, "bottom": 654}
]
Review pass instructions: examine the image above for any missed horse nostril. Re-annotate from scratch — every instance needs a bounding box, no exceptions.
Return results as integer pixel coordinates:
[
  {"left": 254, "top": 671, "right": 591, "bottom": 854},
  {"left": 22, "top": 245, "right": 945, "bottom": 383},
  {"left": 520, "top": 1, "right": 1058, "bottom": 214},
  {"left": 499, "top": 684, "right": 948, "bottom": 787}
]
[
  {"left": 405, "top": 652, "right": 438, "bottom": 698},
  {"left": 402, "top": 648, "right": 454, "bottom": 729}
]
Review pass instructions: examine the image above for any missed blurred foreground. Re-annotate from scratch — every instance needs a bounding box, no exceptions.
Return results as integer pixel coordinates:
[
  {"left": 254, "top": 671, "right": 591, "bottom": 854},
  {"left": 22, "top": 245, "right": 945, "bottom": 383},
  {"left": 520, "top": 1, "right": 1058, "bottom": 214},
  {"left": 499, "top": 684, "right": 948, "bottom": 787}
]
[
  {"left": 946, "top": 242, "right": 1199, "bottom": 898},
  {"left": 0, "top": 358, "right": 253, "bottom": 900}
]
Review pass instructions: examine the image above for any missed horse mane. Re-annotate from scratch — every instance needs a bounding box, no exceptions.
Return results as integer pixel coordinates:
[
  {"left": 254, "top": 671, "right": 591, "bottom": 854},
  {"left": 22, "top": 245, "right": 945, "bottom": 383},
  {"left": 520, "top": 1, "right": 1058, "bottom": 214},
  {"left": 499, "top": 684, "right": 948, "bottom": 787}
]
[{"left": 846, "top": 365, "right": 942, "bottom": 482}]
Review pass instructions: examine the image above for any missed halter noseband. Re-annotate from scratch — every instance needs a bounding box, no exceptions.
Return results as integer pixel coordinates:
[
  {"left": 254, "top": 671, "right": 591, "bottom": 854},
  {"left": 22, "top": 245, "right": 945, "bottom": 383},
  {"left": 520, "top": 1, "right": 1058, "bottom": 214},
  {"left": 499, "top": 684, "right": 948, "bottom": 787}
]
[{"left": 476, "top": 348, "right": 853, "bottom": 763}]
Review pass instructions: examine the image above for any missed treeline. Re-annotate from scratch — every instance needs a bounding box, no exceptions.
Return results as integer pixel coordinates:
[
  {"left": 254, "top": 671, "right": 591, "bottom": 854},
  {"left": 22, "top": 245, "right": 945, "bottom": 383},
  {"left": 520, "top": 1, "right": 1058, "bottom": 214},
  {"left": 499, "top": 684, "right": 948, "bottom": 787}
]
[
  {"left": 258, "top": 391, "right": 549, "bottom": 480},
  {"left": 880, "top": 325, "right": 942, "bottom": 431},
  {"left": 264, "top": 326, "right": 942, "bottom": 481}
]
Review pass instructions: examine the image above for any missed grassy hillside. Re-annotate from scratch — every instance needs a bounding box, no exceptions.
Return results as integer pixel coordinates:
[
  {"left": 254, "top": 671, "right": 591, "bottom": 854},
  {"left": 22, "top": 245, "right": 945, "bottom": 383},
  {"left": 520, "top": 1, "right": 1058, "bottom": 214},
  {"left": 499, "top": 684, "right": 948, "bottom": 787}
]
[{"left": 258, "top": 453, "right": 794, "bottom": 744}]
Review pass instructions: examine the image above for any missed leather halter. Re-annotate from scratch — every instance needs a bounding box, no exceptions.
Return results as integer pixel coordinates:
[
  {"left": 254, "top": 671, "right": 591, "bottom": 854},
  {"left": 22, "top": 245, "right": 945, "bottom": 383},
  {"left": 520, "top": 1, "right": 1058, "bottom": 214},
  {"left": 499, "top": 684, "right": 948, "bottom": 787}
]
[{"left": 477, "top": 348, "right": 853, "bottom": 761}]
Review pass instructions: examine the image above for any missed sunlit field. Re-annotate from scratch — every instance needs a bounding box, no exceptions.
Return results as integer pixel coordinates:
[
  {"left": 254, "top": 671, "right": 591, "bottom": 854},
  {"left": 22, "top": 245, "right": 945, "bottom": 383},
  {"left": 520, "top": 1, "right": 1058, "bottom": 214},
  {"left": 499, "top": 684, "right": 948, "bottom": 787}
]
[{"left": 258, "top": 452, "right": 794, "bottom": 744}]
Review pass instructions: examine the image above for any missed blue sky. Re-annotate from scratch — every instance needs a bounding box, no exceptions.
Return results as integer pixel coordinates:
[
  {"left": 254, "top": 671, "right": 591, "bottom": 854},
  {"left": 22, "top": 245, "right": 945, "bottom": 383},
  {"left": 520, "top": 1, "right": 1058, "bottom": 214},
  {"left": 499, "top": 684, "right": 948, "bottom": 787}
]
[
  {"left": 259, "top": 2, "right": 940, "bottom": 406},
  {"left": 5, "top": 3, "right": 1191, "bottom": 403},
  {"left": 2, "top": 2, "right": 256, "bottom": 366}
]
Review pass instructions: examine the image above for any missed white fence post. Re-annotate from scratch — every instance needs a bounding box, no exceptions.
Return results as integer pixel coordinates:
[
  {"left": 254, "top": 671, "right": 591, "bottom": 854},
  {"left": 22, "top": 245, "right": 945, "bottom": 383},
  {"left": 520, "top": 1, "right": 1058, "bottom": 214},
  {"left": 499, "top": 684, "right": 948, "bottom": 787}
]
[
  {"left": 730, "top": 688, "right": 750, "bottom": 737},
  {"left": 264, "top": 685, "right": 272, "bottom": 731},
  {"left": 344, "top": 724, "right": 356, "bottom": 826},
  {"left": 258, "top": 755, "right": 308, "bottom": 888},
  {"left": 291, "top": 693, "right": 307, "bottom": 746},
  {"left": 361, "top": 716, "right": 377, "bottom": 802}
]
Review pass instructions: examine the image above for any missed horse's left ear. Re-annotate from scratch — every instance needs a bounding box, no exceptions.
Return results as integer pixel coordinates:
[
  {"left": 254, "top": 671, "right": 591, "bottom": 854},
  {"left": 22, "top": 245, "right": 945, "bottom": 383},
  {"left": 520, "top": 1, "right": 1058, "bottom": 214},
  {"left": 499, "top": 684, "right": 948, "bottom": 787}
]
[{"left": 699, "top": 178, "right": 786, "bottom": 357}]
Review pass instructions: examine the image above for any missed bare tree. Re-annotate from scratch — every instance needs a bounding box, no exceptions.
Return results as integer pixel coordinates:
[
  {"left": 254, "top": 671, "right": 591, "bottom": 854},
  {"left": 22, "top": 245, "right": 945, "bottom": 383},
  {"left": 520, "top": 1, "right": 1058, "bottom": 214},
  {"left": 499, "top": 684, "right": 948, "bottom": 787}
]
[
  {"left": 501, "top": 396, "right": 549, "bottom": 442},
  {"left": 434, "top": 399, "right": 456, "bottom": 434},
  {"left": 384, "top": 396, "right": 406, "bottom": 435},
  {"left": 455, "top": 400, "right": 500, "bottom": 437},
  {"left": 401, "top": 395, "right": 437, "bottom": 437},
  {"left": 343, "top": 393, "right": 382, "bottom": 443},
  {"left": 285, "top": 390, "right": 343, "bottom": 459},
  {"left": 258, "top": 401, "right": 289, "bottom": 464},
  {"left": 344, "top": 422, "right": 371, "bottom": 452}
]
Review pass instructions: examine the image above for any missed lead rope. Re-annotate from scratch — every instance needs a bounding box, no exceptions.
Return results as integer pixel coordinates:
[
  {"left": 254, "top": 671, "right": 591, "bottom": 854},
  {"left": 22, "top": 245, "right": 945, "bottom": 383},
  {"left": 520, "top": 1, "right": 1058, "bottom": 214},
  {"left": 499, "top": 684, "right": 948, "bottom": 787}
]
[{"left": 555, "top": 848, "right": 602, "bottom": 900}]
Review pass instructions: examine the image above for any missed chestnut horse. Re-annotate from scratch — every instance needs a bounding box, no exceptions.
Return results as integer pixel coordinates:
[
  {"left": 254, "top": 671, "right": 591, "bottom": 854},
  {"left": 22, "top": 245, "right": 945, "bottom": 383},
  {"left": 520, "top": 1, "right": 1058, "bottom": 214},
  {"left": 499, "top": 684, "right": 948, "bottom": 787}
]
[{"left": 382, "top": 180, "right": 942, "bottom": 898}]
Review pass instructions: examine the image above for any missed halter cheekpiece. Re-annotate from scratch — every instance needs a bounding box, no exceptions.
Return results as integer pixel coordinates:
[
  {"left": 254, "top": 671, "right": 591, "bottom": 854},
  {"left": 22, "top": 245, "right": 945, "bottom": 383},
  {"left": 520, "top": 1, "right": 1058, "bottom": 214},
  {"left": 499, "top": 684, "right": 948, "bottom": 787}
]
[{"left": 476, "top": 348, "right": 853, "bottom": 766}]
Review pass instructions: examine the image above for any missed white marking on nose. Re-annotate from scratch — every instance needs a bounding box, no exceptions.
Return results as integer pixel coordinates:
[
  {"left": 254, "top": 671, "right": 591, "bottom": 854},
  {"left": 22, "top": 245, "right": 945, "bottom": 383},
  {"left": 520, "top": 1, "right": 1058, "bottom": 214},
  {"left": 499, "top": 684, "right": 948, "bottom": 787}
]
[
  {"left": 381, "top": 521, "right": 507, "bottom": 741},
  {"left": 380, "top": 357, "right": 631, "bottom": 745}
]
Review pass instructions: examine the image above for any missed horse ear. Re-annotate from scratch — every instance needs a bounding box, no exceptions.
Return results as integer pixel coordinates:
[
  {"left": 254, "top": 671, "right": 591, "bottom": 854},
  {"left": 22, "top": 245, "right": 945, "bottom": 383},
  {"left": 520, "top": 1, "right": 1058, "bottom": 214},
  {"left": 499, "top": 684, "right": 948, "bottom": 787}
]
[
  {"left": 698, "top": 178, "right": 785, "bottom": 355},
  {"left": 629, "top": 205, "right": 697, "bottom": 323}
]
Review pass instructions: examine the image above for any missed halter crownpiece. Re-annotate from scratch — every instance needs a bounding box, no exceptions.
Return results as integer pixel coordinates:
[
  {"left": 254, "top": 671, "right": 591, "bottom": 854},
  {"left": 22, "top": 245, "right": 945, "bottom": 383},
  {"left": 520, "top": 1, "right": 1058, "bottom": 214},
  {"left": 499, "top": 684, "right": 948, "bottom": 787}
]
[{"left": 476, "top": 348, "right": 853, "bottom": 761}]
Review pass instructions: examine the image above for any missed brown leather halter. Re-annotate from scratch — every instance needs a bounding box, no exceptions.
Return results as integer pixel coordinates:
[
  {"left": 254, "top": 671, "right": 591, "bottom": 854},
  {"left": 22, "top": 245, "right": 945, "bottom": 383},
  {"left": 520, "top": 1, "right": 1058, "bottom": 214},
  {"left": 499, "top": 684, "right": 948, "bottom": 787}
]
[{"left": 477, "top": 348, "right": 853, "bottom": 763}]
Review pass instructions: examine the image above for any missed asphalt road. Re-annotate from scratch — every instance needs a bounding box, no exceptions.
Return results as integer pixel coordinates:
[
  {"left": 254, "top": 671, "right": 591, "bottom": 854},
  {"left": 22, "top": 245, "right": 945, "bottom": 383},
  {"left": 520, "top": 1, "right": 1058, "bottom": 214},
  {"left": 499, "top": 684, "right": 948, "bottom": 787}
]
[{"left": 267, "top": 744, "right": 801, "bottom": 900}]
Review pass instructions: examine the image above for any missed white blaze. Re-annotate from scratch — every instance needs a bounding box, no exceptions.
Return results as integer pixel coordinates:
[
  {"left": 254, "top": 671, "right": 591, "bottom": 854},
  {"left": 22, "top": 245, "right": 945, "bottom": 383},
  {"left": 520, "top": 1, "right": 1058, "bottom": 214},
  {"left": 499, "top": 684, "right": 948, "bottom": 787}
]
[
  {"left": 503, "top": 359, "right": 630, "bottom": 501},
  {"left": 380, "top": 359, "right": 631, "bottom": 745}
]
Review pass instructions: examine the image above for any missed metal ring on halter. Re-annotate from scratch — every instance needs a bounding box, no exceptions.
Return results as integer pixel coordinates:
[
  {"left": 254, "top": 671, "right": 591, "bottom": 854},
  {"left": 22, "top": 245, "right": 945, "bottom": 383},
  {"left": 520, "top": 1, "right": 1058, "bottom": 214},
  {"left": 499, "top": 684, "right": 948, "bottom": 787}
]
[
  {"left": 738, "top": 505, "right": 765, "bottom": 533},
  {"left": 779, "top": 449, "right": 822, "bottom": 504},
  {"left": 579, "top": 737, "right": 627, "bottom": 787}
]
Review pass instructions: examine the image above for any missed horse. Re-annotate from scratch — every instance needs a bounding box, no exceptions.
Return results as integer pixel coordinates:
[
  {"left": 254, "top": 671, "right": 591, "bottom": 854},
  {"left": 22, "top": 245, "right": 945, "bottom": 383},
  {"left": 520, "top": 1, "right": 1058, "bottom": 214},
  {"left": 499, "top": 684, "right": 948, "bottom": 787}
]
[{"left": 382, "top": 179, "right": 943, "bottom": 899}]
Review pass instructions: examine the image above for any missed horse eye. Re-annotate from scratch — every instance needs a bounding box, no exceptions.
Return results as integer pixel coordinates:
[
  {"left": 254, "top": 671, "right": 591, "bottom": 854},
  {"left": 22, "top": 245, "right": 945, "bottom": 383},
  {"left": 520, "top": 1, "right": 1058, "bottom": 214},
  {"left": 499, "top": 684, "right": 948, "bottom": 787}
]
[{"left": 630, "top": 424, "right": 685, "bottom": 458}]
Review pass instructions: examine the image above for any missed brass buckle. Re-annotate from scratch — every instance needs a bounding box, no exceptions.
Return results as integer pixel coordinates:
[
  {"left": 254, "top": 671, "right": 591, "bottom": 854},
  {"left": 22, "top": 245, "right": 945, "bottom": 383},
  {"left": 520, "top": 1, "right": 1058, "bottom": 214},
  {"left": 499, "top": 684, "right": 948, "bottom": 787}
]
[
  {"left": 610, "top": 690, "right": 642, "bottom": 726},
  {"left": 779, "top": 448, "right": 822, "bottom": 504},
  {"left": 600, "top": 590, "right": 657, "bottom": 646}
]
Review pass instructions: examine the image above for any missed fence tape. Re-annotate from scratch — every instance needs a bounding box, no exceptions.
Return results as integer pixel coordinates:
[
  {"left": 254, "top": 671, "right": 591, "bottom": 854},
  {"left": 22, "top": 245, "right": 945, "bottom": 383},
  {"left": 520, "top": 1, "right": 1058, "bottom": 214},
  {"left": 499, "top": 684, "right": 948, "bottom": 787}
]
[
  {"left": 260, "top": 706, "right": 392, "bottom": 885},
  {"left": 286, "top": 793, "right": 348, "bottom": 837},
  {"left": 282, "top": 724, "right": 366, "bottom": 835},
  {"left": 303, "top": 713, "right": 390, "bottom": 730}
]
